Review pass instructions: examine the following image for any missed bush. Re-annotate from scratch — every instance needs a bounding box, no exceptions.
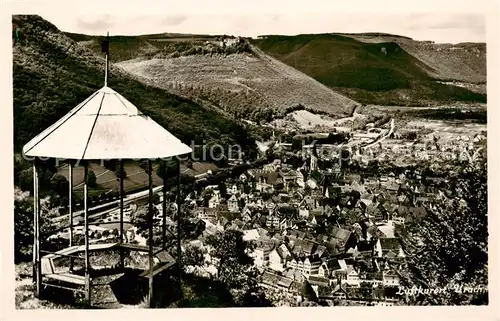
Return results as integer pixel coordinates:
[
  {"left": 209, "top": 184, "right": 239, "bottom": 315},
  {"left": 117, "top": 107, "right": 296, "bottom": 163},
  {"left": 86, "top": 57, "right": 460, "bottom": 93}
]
[
  {"left": 114, "top": 166, "right": 127, "bottom": 180},
  {"left": 50, "top": 173, "right": 69, "bottom": 197},
  {"left": 87, "top": 170, "right": 97, "bottom": 187}
]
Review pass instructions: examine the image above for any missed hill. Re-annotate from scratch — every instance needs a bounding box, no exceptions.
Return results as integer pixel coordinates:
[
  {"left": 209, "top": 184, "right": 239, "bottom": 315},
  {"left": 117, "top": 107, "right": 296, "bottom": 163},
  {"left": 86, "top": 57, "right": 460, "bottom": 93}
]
[
  {"left": 13, "top": 15, "right": 255, "bottom": 159},
  {"left": 339, "top": 33, "right": 486, "bottom": 84},
  {"left": 63, "top": 32, "right": 359, "bottom": 121},
  {"left": 251, "top": 34, "right": 486, "bottom": 106}
]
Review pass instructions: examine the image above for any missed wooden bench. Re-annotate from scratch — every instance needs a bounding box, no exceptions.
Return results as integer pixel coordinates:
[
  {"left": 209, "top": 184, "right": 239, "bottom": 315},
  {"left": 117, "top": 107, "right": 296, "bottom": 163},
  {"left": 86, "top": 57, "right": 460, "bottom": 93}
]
[
  {"left": 41, "top": 257, "right": 56, "bottom": 275},
  {"left": 139, "top": 261, "right": 176, "bottom": 278},
  {"left": 45, "top": 273, "right": 86, "bottom": 286}
]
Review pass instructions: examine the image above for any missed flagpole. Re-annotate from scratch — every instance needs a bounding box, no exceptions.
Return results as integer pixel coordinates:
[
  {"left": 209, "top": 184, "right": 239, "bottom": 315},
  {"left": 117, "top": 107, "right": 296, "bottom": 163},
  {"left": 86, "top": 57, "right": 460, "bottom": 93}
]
[{"left": 105, "top": 31, "right": 109, "bottom": 87}]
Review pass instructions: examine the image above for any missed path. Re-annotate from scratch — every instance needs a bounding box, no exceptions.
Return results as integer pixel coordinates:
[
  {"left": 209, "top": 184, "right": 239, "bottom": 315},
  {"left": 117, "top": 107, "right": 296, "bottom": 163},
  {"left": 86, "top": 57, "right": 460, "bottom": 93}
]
[{"left": 362, "top": 118, "right": 395, "bottom": 150}]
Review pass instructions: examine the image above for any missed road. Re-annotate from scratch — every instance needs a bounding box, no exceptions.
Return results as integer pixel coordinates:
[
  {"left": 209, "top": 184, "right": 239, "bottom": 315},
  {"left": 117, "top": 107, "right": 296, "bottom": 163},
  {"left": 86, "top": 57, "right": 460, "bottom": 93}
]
[{"left": 362, "top": 118, "right": 395, "bottom": 150}]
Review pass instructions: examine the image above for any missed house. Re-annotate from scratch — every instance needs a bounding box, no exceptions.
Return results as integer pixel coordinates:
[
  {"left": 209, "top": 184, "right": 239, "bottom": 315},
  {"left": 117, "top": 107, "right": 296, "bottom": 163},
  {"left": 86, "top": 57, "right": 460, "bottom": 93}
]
[
  {"left": 241, "top": 210, "right": 252, "bottom": 222},
  {"left": 297, "top": 171, "right": 305, "bottom": 188},
  {"left": 382, "top": 270, "right": 400, "bottom": 287},
  {"left": 361, "top": 271, "right": 383, "bottom": 287},
  {"left": 243, "top": 229, "right": 260, "bottom": 241},
  {"left": 291, "top": 238, "right": 317, "bottom": 256},
  {"left": 313, "top": 245, "right": 327, "bottom": 258},
  {"left": 308, "top": 275, "right": 330, "bottom": 288},
  {"left": 392, "top": 216, "right": 405, "bottom": 225},
  {"left": 194, "top": 206, "right": 217, "bottom": 220},
  {"left": 383, "top": 182, "right": 401, "bottom": 195},
  {"left": 309, "top": 214, "right": 326, "bottom": 226},
  {"left": 330, "top": 283, "right": 348, "bottom": 299},
  {"left": 303, "top": 256, "right": 322, "bottom": 275},
  {"left": 265, "top": 214, "right": 279, "bottom": 229},
  {"left": 366, "top": 225, "right": 385, "bottom": 241},
  {"left": 306, "top": 178, "right": 319, "bottom": 190},
  {"left": 279, "top": 169, "right": 298, "bottom": 190},
  {"left": 229, "top": 184, "right": 239, "bottom": 195},
  {"left": 208, "top": 190, "right": 222, "bottom": 208},
  {"left": 328, "top": 226, "right": 355, "bottom": 250},
  {"left": 216, "top": 216, "right": 230, "bottom": 231},
  {"left": 375, "top": 238, "right": 405, "bottom": 259},
  {"left": 250, "top": 170, "right": 284, "bottom": 192},
  {"left": 228, "top": 194, "right": 239, "bottom": 213},
  {"left": 299, "top": 205, "right": 310, "bottom": 219},
  {"left": 253, "top": 242, "right": 275, "bottom": 268},
  {"left": 345, "top": 265, "right": 360, "bottom": 286},
  {"left": 318, "top": 258, "right": 342, "bottom": 279},
  {"left": 286, "top": 255, "right": 322, "bottom": 275},
  {"left": 239, "top": 173, "right": 248, "bottom": 182},
  {"left": 360, "top": 193, "right": 375, "bottom": 207},
  {"left": 230, "top": 218, "right": 245, "bottom": 230},
  {"left": 269, "top": 244, "right": 291, "bottom": 272},
  {"left": 356, "top": 240, "right": 376, "bottom": 258}
]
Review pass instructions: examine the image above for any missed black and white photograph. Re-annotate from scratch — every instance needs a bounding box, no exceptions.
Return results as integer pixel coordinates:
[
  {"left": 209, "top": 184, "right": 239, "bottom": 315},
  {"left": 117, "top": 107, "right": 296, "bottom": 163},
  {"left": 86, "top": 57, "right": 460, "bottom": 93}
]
[{"left": 3, "top": 0, "right": 498, "bottom": 317}]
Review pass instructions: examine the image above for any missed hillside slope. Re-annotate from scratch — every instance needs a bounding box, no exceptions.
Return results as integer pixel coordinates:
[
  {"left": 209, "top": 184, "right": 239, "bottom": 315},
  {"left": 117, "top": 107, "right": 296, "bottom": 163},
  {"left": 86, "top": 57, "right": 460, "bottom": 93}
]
[
  {"left": 13, "top": 15, "right": 255, "bottom": 158},
  {"left": 339, "top": 33, "right": 486, "bottom": 84},
  {"left": 252, "top": 34, "right": 486, "bottom": 106},
  {"left": 65, "top": 33, "right": 359, "bottom": 121}
]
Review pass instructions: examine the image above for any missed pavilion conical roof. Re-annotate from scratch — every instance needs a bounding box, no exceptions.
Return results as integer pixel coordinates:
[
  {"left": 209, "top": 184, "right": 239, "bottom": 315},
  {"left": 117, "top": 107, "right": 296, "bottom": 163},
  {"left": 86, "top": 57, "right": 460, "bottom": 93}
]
[{"left": 22, "top": 86, "right": 192, "bottom": 160}]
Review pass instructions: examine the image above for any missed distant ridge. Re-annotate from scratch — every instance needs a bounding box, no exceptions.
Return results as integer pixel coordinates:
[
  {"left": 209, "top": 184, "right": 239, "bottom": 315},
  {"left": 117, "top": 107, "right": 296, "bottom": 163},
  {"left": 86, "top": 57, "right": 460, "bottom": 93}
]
[
  {"left": 252, "top": 33, "right": 486, "bottom": 106},
  {"left": 257, "top": 32, "right": 413, "bottom": 40}
]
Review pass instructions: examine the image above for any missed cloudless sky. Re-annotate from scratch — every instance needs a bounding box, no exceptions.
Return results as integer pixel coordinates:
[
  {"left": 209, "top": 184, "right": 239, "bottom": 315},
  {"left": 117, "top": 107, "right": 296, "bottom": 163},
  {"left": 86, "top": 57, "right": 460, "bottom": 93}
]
[{"left": 10, "top": 0, "right": 492, "bottom": 44}]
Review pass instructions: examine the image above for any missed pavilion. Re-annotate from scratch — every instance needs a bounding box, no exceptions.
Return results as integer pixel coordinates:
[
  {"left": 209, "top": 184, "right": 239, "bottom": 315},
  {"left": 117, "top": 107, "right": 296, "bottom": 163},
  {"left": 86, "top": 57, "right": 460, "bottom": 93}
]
[{"left": 22, "top": 38, "right": 192, "bottom": 307}]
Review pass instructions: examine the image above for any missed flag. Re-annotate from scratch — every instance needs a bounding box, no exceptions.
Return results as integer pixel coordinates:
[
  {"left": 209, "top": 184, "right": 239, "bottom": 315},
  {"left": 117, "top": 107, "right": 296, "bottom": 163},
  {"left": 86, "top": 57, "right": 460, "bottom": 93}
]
[{"left": 101, "top": 35, "right": 109, "bottom": 53}]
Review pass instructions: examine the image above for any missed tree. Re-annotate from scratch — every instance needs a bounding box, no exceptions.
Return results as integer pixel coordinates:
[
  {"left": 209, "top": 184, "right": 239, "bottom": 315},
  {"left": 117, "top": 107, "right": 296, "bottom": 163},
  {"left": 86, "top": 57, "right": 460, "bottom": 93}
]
[
  {"left": 18, "top": 168, "right": 33, "bottom": 192},
  {"left": 14, "top": 188, "right": 57, "bottom": 263},
  {"left": 152, "top": 193, "right": 160, "bottom": 204},
  {"left": 139, "top": 159, "right": 150, "bottom": 173},
  {"left": 205, "top": 229, "right": 255, "bottom": 289},
  {"left": 218, "top": 183, "right": 227, "bottom": 199},
  {"left": 237, "top": 198, "right": 246, "bottom": 210},
  {"left": 103, "top": 159, "right": 118, "bottom": 172},
  {"left": 183, "top": 245, "right": 205, "bottom": 269},
  {"left": 300, "top": 280, "right": 318, "bottom": 303},
  {"left": 156, "top": 159, "right": 178, "bottom": 179},
  {"left": 87, "top": 170, "right": 97, "bottom": 187},
  {"left": 50, "top": 173, "right": 69, "bottom": 197},
  {"left": 115, "top": 165, "right": 127, "bottom": 180},
  {"left": 132, "top": 205, "right": 158, "bottom": 235},
  {"left": 402, "top": 156, "right": 488, "bottom": 305}
]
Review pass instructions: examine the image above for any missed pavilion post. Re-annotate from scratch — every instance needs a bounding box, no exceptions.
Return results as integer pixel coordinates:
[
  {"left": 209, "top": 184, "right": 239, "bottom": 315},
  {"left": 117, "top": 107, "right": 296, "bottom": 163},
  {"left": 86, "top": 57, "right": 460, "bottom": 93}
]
[
  {"left": 162, "top": 159, "right": 167, "bottom": 248},
  {"left": 119, "top": 159, "right": 125, "bottom": 267},
  {"left": 32, "top": 161, "right": 37, "bottom": 283},
  {"left": 83, "top": 161, "right": 91, "bottom": 306},
  {"left": 68, "top": 161, "right": 73, "bottom": 271},
  {"left": 33, "top": 160, "right": 41, "bottom": 298},
  {"left": 176, "top": 158, "right": 181, "bottom": 278},
  {"left": 148, "top": 159, "right": 154, "bottom": 308}
]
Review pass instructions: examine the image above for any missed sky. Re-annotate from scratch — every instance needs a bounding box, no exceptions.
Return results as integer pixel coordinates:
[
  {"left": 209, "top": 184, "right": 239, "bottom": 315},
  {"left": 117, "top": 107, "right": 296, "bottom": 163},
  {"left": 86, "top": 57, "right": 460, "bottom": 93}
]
[{"left": 8, "top": 0, "right": 493, "bottom": 44}]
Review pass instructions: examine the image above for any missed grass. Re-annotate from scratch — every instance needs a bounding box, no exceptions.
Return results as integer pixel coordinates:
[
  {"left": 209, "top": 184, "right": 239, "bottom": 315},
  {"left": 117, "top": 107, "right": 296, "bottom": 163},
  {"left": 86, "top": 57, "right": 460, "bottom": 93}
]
[{"left": 252, "top": 34, "right": 486, "bottom": 106}]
